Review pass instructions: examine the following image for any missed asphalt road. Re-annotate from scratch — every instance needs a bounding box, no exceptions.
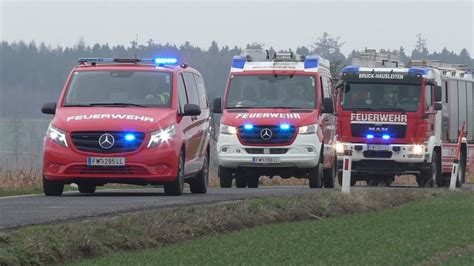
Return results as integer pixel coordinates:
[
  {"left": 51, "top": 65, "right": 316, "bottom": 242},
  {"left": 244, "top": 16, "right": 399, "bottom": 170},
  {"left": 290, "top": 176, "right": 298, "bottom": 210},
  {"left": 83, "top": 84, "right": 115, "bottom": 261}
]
[
  {"left": 0, "top": 186, "right": 319, "bottom": 230},
  {"left": 1, "top": 184, "right": 472, "bottom": 231}
]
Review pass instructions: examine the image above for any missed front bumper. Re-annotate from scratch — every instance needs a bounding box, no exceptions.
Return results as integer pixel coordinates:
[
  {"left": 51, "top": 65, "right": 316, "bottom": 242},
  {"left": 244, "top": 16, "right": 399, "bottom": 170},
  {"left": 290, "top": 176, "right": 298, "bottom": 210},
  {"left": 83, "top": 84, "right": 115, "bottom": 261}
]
[
  {"left": 43, "top": 138, "right": 180, "bottom": 184},
  {"left": 336, "top": 142, "right": 428, "bottom": 175},
  {"left": 217, "top": 133, "right": 321, "bottom": 169}
]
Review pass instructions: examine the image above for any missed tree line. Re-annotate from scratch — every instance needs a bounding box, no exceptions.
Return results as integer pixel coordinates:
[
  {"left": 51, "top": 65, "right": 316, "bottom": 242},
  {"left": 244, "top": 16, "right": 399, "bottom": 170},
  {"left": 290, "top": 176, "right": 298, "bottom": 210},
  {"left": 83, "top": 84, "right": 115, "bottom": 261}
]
[{"left": 0, "top": 33, "right": 472, "bottom": 118}]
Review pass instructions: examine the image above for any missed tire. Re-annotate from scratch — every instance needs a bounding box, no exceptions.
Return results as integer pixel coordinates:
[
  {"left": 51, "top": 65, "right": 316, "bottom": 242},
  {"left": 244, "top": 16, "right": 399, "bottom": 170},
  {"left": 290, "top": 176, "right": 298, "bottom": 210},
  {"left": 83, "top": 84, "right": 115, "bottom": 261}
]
[
  {"left": 366, "top": 178, "right": 378, "bottom": 187},
  {"left": 246, "top": 175, "right": 259, "bottom": 188},
  {"left": 323, "top": 157, "right": 336, "bottom": 188},
  {"left": 164, "top": 152, "right": 185, "bottom": 196},
  {"left": 235, "top": 175, "right": 247, "bottom": 188},
  {"left": 418, "top": 151, "right": 440, "bottom": 188},
  {"left": 78, "top": 184, "right": 96, "bottom": 194},
  {"left": 218, "top": 166, "right": 233, "bottom": 188},
  {"left": 309, "top": 155, "right": 323, "bottom": 188},
  {"left": 190, "top": 155, "right": 209, "bottom": 194},
  {"left": 43, "top": 176, "right": 64, "bottom": 196}
]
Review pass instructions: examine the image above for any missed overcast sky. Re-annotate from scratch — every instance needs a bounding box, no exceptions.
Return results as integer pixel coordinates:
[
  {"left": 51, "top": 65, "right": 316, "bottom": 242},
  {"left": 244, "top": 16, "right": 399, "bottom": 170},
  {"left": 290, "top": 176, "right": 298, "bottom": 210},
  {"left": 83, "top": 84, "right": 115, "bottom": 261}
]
[{"left": 1, "top": 0, "right": 473, "bottom": 55}]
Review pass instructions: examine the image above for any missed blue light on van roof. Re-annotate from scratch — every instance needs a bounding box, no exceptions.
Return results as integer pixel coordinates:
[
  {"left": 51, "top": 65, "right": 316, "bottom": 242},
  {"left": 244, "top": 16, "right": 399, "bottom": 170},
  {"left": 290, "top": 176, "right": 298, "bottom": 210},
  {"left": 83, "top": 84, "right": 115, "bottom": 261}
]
[
  {"left": 280, "top": 123, "right": 290, "bottom": 130},
  {"left": 124, "top": 133, "right": 136, "bottom": 141},
  {"left": 342, "top": 66, "right": 360, "bottom": 74},
  {"left": 232, "top": 56, "right": 246, "bottom": 69},
  {"left": 304, "top": 55, "right": 320, "bottom": 69},
  {"left": 243, "top": 123, "right": 254, "bottom": 130},
  {"left": 408, "top": 67, "right": 430, "bottom": 76},
  {"left": 154, "top": 57, "right": 178, "bottom": 65},
  {"left": 366, "top": 134, "right": 374, "bottom": 139}
]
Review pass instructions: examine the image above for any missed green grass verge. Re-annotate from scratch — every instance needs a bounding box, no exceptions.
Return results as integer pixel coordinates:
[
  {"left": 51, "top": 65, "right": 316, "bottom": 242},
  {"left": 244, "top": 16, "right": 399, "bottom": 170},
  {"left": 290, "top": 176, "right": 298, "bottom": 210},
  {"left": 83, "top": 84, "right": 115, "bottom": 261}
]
[
  {"left": 0, "top": 190, "right": 434, "bottom": 265},
  {"left": 72, "top": 192, "right": 474, "bottom": 266}
]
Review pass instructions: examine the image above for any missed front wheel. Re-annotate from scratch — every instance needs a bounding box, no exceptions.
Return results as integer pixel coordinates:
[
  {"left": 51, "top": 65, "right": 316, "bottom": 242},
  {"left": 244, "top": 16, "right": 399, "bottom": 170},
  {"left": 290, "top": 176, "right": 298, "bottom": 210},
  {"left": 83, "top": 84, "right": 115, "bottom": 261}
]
[
  {"left": 164, "top": 152, "right": 185, "bottom": 196},
  {"left": 189, "top": 155, "right": 209, "bottom": 194},
  {"left": 323, "top": 157, "right": 336, "bottom": 188},
  {"left": 309, "top": 156, "right": 323, "bottom": 188},
  {"left": 218, "top": 166, "right": 233, "bottom": 188},
  {"left": 43, "top": 176, "right": 64, "bottom": 196},
  {"left": 418, "top": 151, "right": 440, "bottom": 188},
  {"left": 246, "top": 175, "right": 260, "bottom": 188},
  {"left": 78, "top": 184, "right": 96, "bottom": 194}
]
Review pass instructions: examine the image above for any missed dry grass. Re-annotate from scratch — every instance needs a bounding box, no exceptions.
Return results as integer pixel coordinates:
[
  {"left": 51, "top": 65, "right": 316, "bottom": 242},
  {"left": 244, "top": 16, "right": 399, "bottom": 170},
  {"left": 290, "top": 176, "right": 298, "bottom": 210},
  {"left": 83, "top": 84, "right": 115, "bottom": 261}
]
[
  {"left": 0, "top": 159, "right": 42, "bottom": 189},
  {"left": 0, "top": 189, "right": 441, "bottom": 265}
]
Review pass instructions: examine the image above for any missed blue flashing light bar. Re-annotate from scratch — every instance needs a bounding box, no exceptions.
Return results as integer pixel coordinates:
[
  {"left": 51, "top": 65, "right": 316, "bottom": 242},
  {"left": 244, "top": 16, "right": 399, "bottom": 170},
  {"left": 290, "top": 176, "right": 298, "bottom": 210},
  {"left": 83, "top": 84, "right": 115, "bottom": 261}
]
[
  {"left": 232, "top": 55, "right": 246, "bottom": 69},
  {"left": 366, "top": 134, "right": 374, "bottom": 139},
  {"left": 154, "top": 57, "right": 178, "bottom": 65},
  {"left": 408, "top": 67, "right": 430, "bottom": 76},
  {"left": 342, "top": 65, "right": 360, "bottom": 74},
  {"left": 304, "top": 55, "right": 320, "bottom": 69},
  {"left": 124, "top": 133, "right": 136, "bottom": 141},
  {"left": 243, "top": 124, "right": 254, "bottom": 130},
  {"left": 382, "top": 134, "right": 390, "bottom": 140},
  {"left": 280, "top": 123, "right": 290, "bottom": 130}
]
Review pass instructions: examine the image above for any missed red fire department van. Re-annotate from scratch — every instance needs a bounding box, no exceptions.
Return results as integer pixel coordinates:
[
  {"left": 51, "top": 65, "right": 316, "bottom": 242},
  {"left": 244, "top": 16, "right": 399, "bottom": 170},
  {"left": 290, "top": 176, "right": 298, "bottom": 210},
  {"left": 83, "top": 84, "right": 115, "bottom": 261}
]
[
  {"left": 41, "top": 58, "right": 210, "bottom": 196},
  {"left": 213, "top": 50, "right": 337, "bottom": 188},
  {"left": 335, "top": 53, "right": 473, "bottom": 187}
]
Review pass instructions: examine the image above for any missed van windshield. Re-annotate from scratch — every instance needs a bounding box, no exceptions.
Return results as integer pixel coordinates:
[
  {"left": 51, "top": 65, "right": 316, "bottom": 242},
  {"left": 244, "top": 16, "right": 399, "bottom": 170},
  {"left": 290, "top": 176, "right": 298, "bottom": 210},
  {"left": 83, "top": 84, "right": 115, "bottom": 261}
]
[
  {"left": 64, "top": 71, "right": 172, "bottom": 107},
  {"left": 226, "top": 75, "right": 316, "bottom": 109},
  {"left": 341, "top": 82, "right": 421, "bottom": 112}
]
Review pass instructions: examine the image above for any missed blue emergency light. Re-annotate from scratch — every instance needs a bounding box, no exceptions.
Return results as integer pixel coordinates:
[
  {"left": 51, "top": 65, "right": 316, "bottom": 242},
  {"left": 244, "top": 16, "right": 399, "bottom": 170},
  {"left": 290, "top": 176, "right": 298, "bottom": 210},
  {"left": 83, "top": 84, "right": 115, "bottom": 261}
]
[
  {"left": 382, "top": 134, "right": 391, "bottom": 140},
  {"left": 366, "top": 134, "right": 374, "bottom": 139},
  {"left": 342, "top": 66, "right": 360, "bottom": 74},
  {"left": 232, "top": 56, "right": 246, "bottom": 69},
  {"left": 243, "top": 123, "right": 254, "bottom": 130},
  {"left": 154, "top": 57, "right": 178, "bottom": 65},
  {"left": 408, "top": 67, "right": 430, "bottom": 76},
  {"left": 280, "top": 123, "right": 290, "bottom": 130},
  {"left": 124, "top": 133, "right": 136, "bottom": 142},
  {"left": 303, "top": 55, "right": 320, "bottom": 69}
]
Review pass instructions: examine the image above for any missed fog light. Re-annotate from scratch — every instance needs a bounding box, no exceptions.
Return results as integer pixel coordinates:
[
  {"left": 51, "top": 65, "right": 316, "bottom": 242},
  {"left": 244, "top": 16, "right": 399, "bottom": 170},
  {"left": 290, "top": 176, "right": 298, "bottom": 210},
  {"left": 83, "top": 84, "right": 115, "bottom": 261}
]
[
  {"left": 221, "top": 147, "right": 229, "bottom": 153},
  {"left": 306, "top": 147, "right": 314, "bottom": 153},
  {"left": 48, "top": 163, "right": 61, "bottom": 173},
  {"left": 335, "top": 143, "right": 344, "bottom": 155},
  {"left": 156, "top": 165, "right": 170, "bottom": 174}
]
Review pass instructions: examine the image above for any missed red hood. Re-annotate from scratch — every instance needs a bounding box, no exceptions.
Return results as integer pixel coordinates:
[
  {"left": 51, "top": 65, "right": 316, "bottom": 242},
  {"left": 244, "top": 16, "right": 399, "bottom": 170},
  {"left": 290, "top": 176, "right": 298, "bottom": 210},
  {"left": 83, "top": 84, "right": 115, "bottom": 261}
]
[
  {"left": 221, "top": 109, "right": 318, "bottom": 127},
  {"left": 52, "top": 107, "right": 176, "bottom": 133}
]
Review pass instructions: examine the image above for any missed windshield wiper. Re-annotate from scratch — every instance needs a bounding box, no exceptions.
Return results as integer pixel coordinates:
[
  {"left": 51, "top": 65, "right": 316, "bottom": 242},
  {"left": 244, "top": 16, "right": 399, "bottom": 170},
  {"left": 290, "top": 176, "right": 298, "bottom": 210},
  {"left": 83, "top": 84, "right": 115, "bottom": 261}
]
[
  {"left": 88, "top": 103, "right": 147, "bottom": 107},
  {"left": 343, "top": 107, "right": 377, "bottom": 111}
]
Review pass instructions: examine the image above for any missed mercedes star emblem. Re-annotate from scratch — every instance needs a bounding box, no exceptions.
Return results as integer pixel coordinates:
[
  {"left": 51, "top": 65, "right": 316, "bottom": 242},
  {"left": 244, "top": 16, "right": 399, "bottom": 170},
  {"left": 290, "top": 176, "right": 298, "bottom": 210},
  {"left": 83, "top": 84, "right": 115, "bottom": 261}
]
[
  {"left": 260, "top": 128, "right": 273, "bottom": 140},
  {"left": 98, "top": 133, "right": 115, "bottom": 149}
]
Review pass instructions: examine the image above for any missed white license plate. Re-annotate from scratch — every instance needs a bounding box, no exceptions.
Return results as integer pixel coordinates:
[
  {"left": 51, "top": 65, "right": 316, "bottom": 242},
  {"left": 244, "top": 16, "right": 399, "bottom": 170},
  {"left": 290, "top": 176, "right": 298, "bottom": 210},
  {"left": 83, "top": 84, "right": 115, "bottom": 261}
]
[
  {"left": 252, "top": 157, "right": 281, "bottom": 164},
  {"left": 367, "top": 145, "right": 390, "bottom": 151},
  {"left": 87, "top": 157, "right": 126, "bottom": 166}
]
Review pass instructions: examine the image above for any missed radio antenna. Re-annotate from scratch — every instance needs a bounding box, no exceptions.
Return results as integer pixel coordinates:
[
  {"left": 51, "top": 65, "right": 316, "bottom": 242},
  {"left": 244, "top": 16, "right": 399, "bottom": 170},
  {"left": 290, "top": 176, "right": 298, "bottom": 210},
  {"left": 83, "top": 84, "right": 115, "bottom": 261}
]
[{"left": 134, "top": 33, "right": 139, "bottom": 59}]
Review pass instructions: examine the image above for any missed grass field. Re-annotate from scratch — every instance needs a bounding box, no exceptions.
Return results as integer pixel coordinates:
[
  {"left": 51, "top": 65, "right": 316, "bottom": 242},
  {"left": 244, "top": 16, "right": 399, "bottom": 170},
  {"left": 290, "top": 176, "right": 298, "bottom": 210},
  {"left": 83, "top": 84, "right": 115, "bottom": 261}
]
[{"left": 72, "top": 192, "right": 474, "bottom": 266}]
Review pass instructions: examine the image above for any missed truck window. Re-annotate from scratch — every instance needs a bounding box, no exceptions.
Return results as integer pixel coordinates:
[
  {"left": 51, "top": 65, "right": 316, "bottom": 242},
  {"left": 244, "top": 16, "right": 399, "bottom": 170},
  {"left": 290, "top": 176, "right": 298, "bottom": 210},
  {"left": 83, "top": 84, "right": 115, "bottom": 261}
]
[
  {"left": 321, "top": 76, "right": 331, "bottom": 99},
  {"left": 341, "top": 82, "right": 421, "bottom": 112},
  {"left": 425, "top": 85, "right": 432, "bottom": 111},
  {"left": 193, "top": 74, "right": 208, "bottom": 108},
  {"left": 178, "top": 74, "right": 188, "bottom": 113},
  {"left": 183, "top": 72, "right": 200, "bottom": 106},
  {"left": 226, "top": 75, "right": 316, "bottom": 109}
]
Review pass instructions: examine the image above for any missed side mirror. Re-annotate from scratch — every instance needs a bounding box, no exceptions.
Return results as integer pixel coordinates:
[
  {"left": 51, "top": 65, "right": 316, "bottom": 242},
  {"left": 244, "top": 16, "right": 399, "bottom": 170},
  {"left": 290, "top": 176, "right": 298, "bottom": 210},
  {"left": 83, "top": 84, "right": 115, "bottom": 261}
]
[
  {"left": 434, "top": 85, "right": 442, "bottom": 102},
  {"left": 321, "top": 98, "right": 334, "bottom": 114},
  {"left": 212, "top": 98, "right": 222, "bottom": 113},
  {"left": 434, "top": 102, "right": 442, "bottom": 111},
  {"left": 41, "top": 102, "right": 56, "bottom": 115},
  {"left": 183, "top": 104, "right": 201, "bottom": 116}
]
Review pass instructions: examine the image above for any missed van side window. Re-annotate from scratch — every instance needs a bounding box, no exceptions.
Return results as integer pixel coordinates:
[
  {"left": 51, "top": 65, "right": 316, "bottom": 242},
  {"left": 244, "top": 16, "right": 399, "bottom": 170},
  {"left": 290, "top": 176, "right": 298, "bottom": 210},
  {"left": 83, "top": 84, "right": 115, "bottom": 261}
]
[
  {"left": 425, "top": 85, "right": 432, "bottom": 111},
  {"left": 183, "top": 72, "right": 199, "bottom": 106},
  {"left": 178, "top": 74, "right": 188, "bottom": 113},
  {"left": 193, "top": 74, "right": 208, "bottom": 108},
  {"left": 320, "top": 76, "right": 331, "bottom": 99}
]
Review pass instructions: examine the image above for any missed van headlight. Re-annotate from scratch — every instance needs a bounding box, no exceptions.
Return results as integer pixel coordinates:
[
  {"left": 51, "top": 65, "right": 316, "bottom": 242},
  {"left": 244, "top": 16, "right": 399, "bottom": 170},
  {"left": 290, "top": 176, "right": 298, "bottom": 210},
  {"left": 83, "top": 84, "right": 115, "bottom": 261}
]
[
  {"left": 335, "top": 142, "right": 345, "bottom": 155},
  {"left": 148, "top": 124, "right": 176, "bottom": 148},
  {"left": 298, "top": 124, "right": 318, "bottom": 135},
  {"left": 46, "top": 125, "right": 68, "bottom": 147},
  {"left": 220, "top": 124, "right": 237, "bottom": 135}
]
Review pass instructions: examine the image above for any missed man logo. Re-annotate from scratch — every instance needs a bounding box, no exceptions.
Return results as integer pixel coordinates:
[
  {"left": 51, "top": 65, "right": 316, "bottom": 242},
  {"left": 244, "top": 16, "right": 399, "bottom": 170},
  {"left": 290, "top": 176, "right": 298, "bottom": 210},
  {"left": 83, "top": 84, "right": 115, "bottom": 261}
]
[
  {"left": 98, "top": 133, "right": 115, "bottom": 149},
  {"left": 260, "top": 128, "right": 273, "bottom": 140}
]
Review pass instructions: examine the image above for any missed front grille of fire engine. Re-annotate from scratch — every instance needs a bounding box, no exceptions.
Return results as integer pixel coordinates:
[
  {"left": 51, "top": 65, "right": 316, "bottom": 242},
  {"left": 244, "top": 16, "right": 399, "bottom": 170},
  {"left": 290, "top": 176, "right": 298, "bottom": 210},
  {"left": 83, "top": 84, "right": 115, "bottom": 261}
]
[
  {"left": 65, "top": 165, "right": 150, "bottom": 175},
  {"left": 71, "top": 131, "right": 145, "bottom": 153},
  {"left": 363, "top": 150, "right": 393, "bottom": 159},
  {"left": 245, "top": 148, "right": 289, "bottom": 154},
  {"left": 351, "top": 124, "right": 406, "bottom": 138},
  {"left": 239, "top": 125, "right": 296, "bottom": 145}
]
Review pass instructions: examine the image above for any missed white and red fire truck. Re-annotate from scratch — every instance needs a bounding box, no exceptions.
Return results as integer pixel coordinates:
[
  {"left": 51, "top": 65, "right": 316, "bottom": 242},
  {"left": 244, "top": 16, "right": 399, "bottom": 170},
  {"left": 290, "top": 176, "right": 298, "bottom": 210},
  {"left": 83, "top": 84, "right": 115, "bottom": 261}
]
[
  {"left": 212, "top": 50, "right": 337, "bottom": 188},
  {"left": 335, "top": 53, "right": 473, "bottom": 187}
]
